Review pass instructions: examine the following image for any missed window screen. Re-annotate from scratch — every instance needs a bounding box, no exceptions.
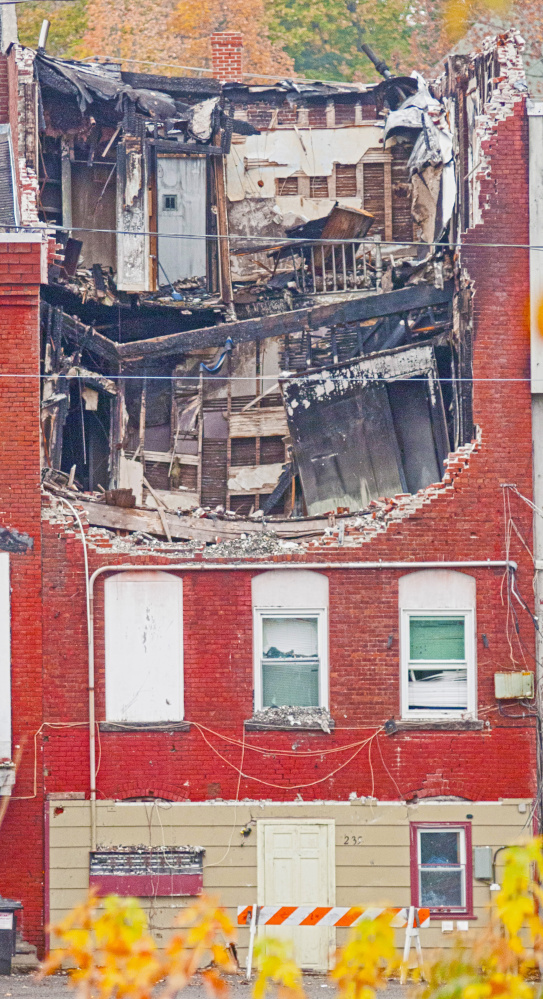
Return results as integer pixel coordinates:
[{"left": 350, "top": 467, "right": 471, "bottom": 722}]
[
  {"left": 418, "top": 829, "right": 465, "bottom": 909},
  {"left": 407, "top": 616, "right": 467, "bottom": 712},
  {"left": 261, "top": 616, "right": 319, "bottom": 707}
]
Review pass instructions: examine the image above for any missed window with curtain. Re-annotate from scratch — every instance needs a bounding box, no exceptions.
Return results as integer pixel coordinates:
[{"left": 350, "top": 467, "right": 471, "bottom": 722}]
[
  {"left": 260, "top": 615, "right": 320, "bottom": 707},
  {"left": 411, "top": 824, "right": 471, "bottom": 914},
  {"left": 252, "top": 569, "right": 329, "bottom": 712},
  {"left": 399, "top": 569, "right": 476, "bottom": 720},
  {"left": 407, "top": 615, "right": 468, "bottom": 712}
]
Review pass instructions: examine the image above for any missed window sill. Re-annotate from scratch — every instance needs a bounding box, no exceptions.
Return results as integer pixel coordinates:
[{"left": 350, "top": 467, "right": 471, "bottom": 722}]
[
  {"left": 99, "top": 721, "right": 191, "bottom": 733},
  {"left": 429, "top": 912, "right": 477, "bottom": 921},
  {"left": 386, "top": 719, "right": 484, "bottom": 734},
  {"left": 245, "top": 708, "right": 334, "bottom": 733}
]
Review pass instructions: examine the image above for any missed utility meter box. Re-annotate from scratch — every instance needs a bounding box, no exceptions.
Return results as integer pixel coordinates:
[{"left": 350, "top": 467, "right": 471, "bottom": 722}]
[
  {"left": 474, "top": 846, "right": 493, "bottom": 880},
  {"left": 494, "top": 671, "right": 534, "bottom": 700}
]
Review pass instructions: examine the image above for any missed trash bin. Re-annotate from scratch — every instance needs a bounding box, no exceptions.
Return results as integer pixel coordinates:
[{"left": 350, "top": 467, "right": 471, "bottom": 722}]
[{"left": 0, "top": 897, "right": 22, "bottom": 976}]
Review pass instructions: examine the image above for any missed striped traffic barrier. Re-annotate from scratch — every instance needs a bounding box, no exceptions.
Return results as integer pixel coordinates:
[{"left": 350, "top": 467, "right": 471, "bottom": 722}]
[{"left": 238, "top": 905, "right": 430, "bottom": 979}]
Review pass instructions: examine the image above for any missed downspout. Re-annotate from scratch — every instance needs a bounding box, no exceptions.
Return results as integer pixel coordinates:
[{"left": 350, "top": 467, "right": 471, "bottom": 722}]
[{"left": 56, "top": 498, "right": 96, "bottom": 850}]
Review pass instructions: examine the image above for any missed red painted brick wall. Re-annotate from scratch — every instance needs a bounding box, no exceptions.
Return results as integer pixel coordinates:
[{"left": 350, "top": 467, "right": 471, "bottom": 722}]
[
  {"left": 0, "top": 239, "right": 44, "bottom": 950},
  {"left": 40, "top": 100, "right": 536, "bottom": 814},
  {"left": 211, "top": 32, "right": 243, "bottom": 83}
]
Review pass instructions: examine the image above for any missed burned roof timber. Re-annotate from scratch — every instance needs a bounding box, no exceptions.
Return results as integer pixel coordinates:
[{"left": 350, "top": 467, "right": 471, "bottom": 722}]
[
  {"left": 40, "top": 302, "right": 119, "bottom": 365},
  {"left": 116, "top": 281, "right": 454, "bottom": 360}
]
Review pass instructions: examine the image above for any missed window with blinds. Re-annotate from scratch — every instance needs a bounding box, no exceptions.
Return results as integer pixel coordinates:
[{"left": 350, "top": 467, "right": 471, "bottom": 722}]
[
  {"left": 261, "top": 615, "right": 320, "bottom": 707},
  {"left": 406, "top": 615, "right": 467, "bottom": 713}
]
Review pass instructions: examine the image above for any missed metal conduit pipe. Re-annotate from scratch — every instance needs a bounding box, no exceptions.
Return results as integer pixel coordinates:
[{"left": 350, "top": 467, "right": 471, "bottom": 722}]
[{"left": 86, "top": 559, "right": 517, "bottom": 849}]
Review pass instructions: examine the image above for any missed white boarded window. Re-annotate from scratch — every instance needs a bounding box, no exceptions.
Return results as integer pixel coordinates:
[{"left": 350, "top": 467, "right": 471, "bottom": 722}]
[
  {"left": 105, "top": 571, "right": 183, "bottom": 722},
  {"left": 399, "top": 570, "right": 476, "bottom": 719},
  {"left": 252, "top": 570, "right": 328, "bottom": 710}
]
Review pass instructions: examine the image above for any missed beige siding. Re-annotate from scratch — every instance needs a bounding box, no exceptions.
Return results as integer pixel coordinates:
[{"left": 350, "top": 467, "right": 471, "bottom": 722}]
[{"left": 48, "top": 798, "right": 533, "bottom": 959}]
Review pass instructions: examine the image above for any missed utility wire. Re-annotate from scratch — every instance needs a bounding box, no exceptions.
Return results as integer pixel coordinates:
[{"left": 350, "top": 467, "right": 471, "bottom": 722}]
[
  {"left": 8, "top": 374, "right": 543, "bottom": 382},
  {"left": 80, "top": 53, "right": 366, "bottom": 88},
  {"left": 7, "top": 220, "right": 543, "bottom": 250}
]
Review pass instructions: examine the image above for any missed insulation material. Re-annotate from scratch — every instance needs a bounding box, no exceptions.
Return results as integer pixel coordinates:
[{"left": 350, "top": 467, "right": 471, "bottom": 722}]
[
  {"left": 227, "top": 462, "right": 283, "bottom": 493},
  {"left": 189, "top": 97, "right": 220, "bottom": 143},
  {"left": 411, "top": 165, "right": 443, "bottom": 244},
  {"left": 281, "top": 343, "right": 449, "bottom": 516},
  {"left": 81, "top": 386, "right": 99, "bottom": 411},
  {"left": 119, "top": 456, "right": 143, "bottom": 507}
]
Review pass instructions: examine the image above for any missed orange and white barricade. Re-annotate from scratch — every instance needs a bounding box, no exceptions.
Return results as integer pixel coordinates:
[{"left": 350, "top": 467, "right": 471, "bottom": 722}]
[{"left": 237, "top": 905, "right": 430, "bottom": 979}]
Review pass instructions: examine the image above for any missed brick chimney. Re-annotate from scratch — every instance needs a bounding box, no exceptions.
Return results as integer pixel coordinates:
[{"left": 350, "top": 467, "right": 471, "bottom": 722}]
[{"left": 211, "top": 32, "right": 243, "bottom": 83}]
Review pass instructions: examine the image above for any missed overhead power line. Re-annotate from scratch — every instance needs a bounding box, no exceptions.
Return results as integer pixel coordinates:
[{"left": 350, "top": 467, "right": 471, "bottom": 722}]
[
  {"left": 0, "top": 374, "right": 538, "bottom": 382},
  {"left": 80, "top": 53, "right": 366, "bottom": 87},
  {"left": 4, "top": 220, "right": 543, "bottom": 251}
]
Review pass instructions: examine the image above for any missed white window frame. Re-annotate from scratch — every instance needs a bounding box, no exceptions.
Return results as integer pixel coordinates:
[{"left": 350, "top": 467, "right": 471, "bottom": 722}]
[
  {"left": 399, "top": 569, "right": 477, "bottom": 721},
  {"left": 400, "top": 608, "right": 476, "bottom": 719},
  {"left": 252, "top": 570, "right": 329, "bottom": 712},
  {"left": 416, "top": 825, "right": 467, "bottom": 912},
  {"left": 254, "top": 608, "right": 328, "bottom": 711}
]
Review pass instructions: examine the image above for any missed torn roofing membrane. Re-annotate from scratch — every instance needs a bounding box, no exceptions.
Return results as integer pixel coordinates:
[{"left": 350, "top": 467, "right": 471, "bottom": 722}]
[{"left": 384, "top": 73, "right": 455, "bottom": 236}]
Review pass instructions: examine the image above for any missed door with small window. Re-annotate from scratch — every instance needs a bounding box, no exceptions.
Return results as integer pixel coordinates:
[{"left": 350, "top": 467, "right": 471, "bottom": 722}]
[
  {"left": 157, "top": 155, "right": 206, "bottom": 283},
  {"left": 410, "top": 823, "right": 473, "bottom": 917}
]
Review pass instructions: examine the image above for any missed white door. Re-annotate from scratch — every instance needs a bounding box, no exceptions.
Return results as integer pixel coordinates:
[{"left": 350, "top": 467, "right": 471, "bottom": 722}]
[
  {"left": 258, "top": 820, "right": 335, "bottom": 971},
  {"left": 157, "top": 156, "right": 206, "bottom": 283}
]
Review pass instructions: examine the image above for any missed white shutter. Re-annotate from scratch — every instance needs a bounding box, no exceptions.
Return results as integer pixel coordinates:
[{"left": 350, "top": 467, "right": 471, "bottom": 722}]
[{"left": 105, "top": 571, "right": 183, "bottom": 722}]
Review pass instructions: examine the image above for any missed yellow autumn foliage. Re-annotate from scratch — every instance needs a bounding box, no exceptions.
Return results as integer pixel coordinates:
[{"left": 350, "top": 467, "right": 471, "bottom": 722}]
[{"left": 41, "top": 840, "right": 543, "bottom": 999}]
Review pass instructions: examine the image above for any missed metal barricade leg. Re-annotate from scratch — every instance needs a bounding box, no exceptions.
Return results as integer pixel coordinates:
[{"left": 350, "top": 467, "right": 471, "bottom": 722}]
[
  {"left": 401, "top": 906, "right": 425, "bottom": 983},
  {"left": 246, "top": 904, "right": 258, "bottom": 981}
]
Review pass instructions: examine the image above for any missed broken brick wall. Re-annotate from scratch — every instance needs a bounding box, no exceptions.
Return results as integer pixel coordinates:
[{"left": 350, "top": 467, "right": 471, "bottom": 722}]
[
  {"left": 0, "top": 237, "right": 44, "bottom": 950},
  {"left": 39, "top": 85, "right": 535, "bottom": 805}
]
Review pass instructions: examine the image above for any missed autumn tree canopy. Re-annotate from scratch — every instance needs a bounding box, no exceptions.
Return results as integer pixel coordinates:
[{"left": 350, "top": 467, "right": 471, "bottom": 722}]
[{"left": 16, "top": 0, "right": 537, "bottom": 87}]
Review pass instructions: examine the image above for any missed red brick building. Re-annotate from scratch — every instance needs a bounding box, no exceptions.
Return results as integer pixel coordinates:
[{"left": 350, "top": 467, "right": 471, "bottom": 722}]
[{"left": 0, "top": 28, "right": 538, "bottom": 971}]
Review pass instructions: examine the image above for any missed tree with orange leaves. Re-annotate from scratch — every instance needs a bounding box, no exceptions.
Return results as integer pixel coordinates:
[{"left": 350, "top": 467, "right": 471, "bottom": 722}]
[{"left": 76, "top": 0, "right": 293, "bottom": 78}]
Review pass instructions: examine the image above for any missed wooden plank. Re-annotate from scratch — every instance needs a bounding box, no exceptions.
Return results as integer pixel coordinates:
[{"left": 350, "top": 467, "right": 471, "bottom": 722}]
[
  {"left": 78, "top": 500, "right": 328, "bottom": 541},
  {"left": 117, "top": 281, "right": 454, "bottom": 361},
  {"left": 229, "top": 408, "right": 288, "bottom": 438}
]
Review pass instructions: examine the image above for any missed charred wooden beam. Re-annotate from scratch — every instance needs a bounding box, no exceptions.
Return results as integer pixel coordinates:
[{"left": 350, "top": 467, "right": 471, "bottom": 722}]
[
  {"left": 149, "top": 139, "right": 223, "bottom": 156},
  {"left": 117, "top": 281, "right": 454, "bottom": 360},
  {"left": 40, "top": 302, "right": 119, "bottom": 364}
]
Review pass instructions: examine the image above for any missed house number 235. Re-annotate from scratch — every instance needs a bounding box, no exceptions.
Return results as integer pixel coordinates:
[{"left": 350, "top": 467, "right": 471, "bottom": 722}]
[{"left": 344, "top": 835, "right": 363, "bottom": 845}]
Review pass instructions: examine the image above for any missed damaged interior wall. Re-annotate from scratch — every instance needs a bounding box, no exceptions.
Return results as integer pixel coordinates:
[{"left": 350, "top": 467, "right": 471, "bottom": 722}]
[
  {"left": 27, "top": 39, "right": 479, "bottom": 538},
  {"left": 225, "top": 87, "right": 417, "bottom": 279}
]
